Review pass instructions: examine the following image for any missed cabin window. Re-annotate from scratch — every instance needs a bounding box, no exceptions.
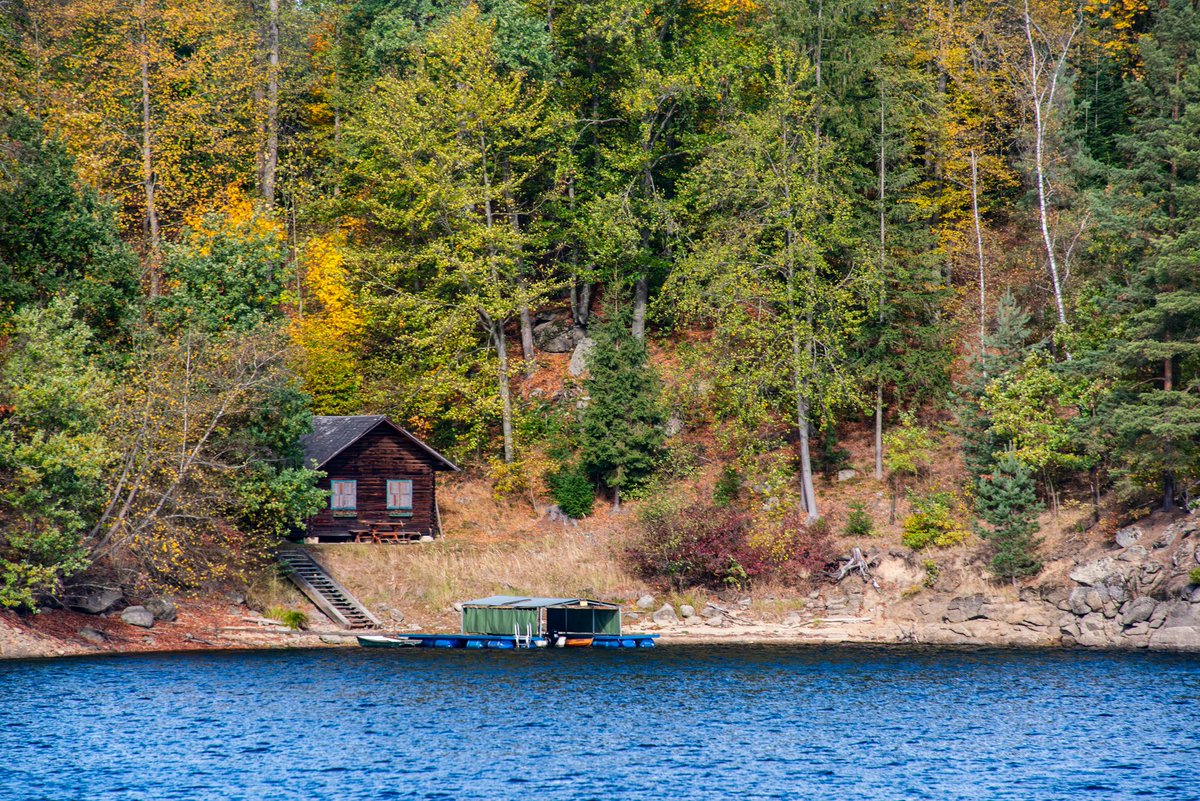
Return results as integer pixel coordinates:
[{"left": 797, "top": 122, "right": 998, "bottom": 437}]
[
  {"left": 387, "top": 479, "right": 414, "bottom": 517},
  {"left": 331, "top": 480, "right": 357, "bottom": 517}
]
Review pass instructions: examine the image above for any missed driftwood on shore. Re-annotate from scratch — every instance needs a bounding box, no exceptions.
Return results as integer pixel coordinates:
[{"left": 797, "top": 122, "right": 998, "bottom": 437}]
[{"left": 830, "top": 547, "right": 880, "bottom": 586}]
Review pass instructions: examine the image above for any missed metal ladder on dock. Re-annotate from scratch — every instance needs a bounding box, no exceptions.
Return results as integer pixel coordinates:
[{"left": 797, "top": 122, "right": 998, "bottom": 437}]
[{"left": 278, "top": 548, "right": 381, "bottom": 630}]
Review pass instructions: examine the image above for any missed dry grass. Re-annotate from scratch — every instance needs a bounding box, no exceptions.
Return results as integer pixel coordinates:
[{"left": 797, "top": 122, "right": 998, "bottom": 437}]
[{"left": 312, "top": 528, "right": 644, "bottom": 625}]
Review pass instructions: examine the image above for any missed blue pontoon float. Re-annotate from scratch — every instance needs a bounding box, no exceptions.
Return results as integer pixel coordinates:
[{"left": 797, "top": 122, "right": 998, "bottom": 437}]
[{"left": 357, "top": 595, "right": 658, "bottom": 650}]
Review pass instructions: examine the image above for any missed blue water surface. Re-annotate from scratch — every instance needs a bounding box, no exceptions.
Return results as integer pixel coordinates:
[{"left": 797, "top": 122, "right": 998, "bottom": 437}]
[{"left": 1, "top": 644, "right": 1198, "bottom": 800}]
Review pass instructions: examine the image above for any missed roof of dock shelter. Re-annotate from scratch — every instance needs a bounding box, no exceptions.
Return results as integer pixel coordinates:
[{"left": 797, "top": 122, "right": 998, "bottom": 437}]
[{"left": 460, "top": 595, "right": 619, "bottom": 609}]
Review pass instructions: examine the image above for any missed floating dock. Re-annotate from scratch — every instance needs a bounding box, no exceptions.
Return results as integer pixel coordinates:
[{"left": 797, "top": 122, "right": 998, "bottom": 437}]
[
  {"left": 358, "top": 595, "right": 659, "bottom": 650},
  {"left": 358, "top": 633, "right": 657, "bottom": 649}
]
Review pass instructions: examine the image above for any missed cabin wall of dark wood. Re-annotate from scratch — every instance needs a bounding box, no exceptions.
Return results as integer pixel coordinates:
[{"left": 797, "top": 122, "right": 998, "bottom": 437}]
[{"left": 306, "top": 427, "right": 442, "bottom": 539}]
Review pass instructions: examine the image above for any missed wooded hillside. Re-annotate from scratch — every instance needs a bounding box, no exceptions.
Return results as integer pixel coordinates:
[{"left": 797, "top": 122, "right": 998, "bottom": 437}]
[{"left": 1, "top": 0, "right": 1198, "bottom": 606}]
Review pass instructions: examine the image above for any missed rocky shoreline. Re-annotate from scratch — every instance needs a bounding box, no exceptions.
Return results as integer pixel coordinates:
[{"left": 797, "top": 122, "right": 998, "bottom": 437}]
[{"left": 6, "top": 513, "right": 1200, "bottom": 660}]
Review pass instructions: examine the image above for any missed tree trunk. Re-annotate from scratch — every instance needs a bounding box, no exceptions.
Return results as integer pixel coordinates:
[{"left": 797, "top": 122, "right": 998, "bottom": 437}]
[
  {"left": 492, "top": 316, "right": 515, "bottom": 464},
  {"left": 1022, "top": 0, "right": 1078, "bottom": 345},
  {"left": 262, "top": 0, "right": 280, "bottom": 207},
  {"left": 631, "top": 276, "right": 648, "bottom": 340},
  {"left": 138, "top": 0, "right": 161, "bottom": 298},
  {"left": 519, "top": 305, "right": 535, "bottom": 376},
  {"left": 874, "top": 380, "right": 884, "bottom": 481},
  {"left": 875, "top": 88, "right": 886, "bottom": 481},
  {"left": 970, "top": 148, "right": 987, "bottom": 377},
  {"left": 1163, "top": 469, "right": 1177, "bottom": 512},
  {"left": 798, "top": 397, "right": 818, "bottom": 521}
]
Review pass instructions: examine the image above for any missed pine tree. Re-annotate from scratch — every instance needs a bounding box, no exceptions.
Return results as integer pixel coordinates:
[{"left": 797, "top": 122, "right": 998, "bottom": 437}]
[
  {"left": 975, "top": 454, "right": 1043, "bottom": 580},
  {"left": 580, "top": 316, "right": 663, "bottom": 509}
]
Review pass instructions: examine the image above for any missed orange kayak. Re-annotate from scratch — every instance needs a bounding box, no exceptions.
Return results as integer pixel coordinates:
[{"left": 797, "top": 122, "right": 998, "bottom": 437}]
[{"left": 564, "top": 637, "right": 594, "bottom": 647}]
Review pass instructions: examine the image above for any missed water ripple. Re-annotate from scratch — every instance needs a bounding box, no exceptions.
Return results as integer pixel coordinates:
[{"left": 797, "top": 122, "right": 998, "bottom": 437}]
[{"left": 0, "top": 644, "right": 1198, "bottom": 800}]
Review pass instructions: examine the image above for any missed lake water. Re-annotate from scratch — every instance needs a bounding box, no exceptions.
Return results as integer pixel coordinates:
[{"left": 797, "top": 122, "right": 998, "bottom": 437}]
[{"left": 2, "top": 644, "right": 1198, "bottom": 800}]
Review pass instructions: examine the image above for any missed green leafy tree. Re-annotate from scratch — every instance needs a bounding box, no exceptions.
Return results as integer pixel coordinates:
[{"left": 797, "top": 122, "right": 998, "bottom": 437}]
[
  {"left": 580, "top": 316, "right": 664, "bottom": 509},
  {"left": 0, "top": 113, "right": 139, "bottom": 340},
  {"left": 0, "top": 297, "right": 114, "bottom": 609},
  {"left": 975, "top": 454, "right": 1043, "bottom": 579},
  {"left": 670, "top": 47, "right": 871, "bottom": 520},
  {"left": 345, "top": 6, "right": 559, "bottom": 462}
]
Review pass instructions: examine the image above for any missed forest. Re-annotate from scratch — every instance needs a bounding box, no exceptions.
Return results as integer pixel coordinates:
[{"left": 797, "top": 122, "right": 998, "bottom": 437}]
[{"left": 0, "top": 0, "right": 1198, "bottom": 609}]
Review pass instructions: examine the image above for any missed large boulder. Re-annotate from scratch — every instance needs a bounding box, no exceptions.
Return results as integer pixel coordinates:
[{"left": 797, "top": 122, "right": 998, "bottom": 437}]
[
  {"left": 1115, "top": 526, "right": 1144, "bottom": 549},
  {"left": 567, "top": 337, "right": 595, "bottom": 377},
  {"left": 679, "top": 604, "right": 696, "bottom": 619},
  {"left": 1069, "top": 557, "right": 1121, "bottom": 587},
  {"left": 944, "top": 595, "right": 987, "bottom": 624},
  {"left": 120, "top": 606, "right": 155, "bottom": 628},
  {"left": 652, "top": 604, "right": 679, "bottom": 625},
  {"left": 66, "top": 588, "right": 123, "bottom": 615},
  {"left": 1119, "top": 596, "right": 1157, "bottom": 627},
  {"left": 145, "top": 597, "right": 177, "bottom": 622},
  {"left": 533, "top": 320, "right": 582, "bottom": 353},
  {"left": 635, "top": 594, "right": 656, "bottom": 610}
]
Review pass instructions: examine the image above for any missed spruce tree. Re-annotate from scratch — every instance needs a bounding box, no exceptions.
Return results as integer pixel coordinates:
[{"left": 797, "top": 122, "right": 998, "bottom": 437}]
[
  {"left": 580, "top": 316, "right": 663, "bottom": 509},
  {"left": 1102, "top": 0, "right": 1200, "bottom": 510},
  {"left": 975, "top": 454, "right": 1043, "bottom": 580}
]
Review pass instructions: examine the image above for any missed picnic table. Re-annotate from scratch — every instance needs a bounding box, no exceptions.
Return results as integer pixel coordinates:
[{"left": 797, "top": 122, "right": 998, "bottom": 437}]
[{"left": 350, "top": 521, "right": 424, "bottom": 544}]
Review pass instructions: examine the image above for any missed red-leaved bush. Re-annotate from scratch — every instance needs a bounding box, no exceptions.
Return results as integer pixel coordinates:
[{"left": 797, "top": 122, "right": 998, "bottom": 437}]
[{"left": 628, "top": 503, "right": 837, "bottom": 590}]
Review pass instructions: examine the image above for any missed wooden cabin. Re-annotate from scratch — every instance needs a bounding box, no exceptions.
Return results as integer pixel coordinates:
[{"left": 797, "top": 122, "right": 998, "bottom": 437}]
[{"left": 300, "top": 415, "right": 459, "bottom": 542}]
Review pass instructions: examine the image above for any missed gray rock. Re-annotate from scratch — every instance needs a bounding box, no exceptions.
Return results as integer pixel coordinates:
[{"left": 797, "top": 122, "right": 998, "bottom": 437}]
[
  {"left": 652, "top": 604, "right": 679, "bottom": 624},
  {"left": 1120, "top": 596, "right": 1157, "bottom": 627},
  {"left": 1149, "top": 603, "right": 1170, "bottom": 629},
  {"left": 700, "top": 603, "right": 724, "bottom": 619},
  {"left": 145, "top": 597, "right": 176, "bottom": 622},
  {"left": 836, "top": 469, "right": 858, "bottom": 482},
  {"left": 1152, "top": 531, "right": 1176, "bottom": 550},
  {"left": 782, "top": 611, "right": 804, "bottom": 626},
  {"left": 120, "top": 606, "right": 154, "bottom": 628},
  {"left": 224, "top": 591, "right": 247, "bottom": 606},
  {"left": 567, "top": 337, "right": 595, "bottom": 377},
  {"left": 320, "top": 634, "right": 355, "bottom": 645},
  {"left": 1160, "top": 600, "right": 1200, "bottom": 630},
  {"left": 1115, "top": 525, "right": 1144, "bottom": 548},
  {"left": 1105, "top": 583, "right": 1128, "bottom": 604},
  {"left": 636, "top": 594, "right": 656, "bottom": 610},
  {"left": 77, "top": 628, "right": 107, "bottom": 645},
  {"left": 1116, "top": 545, "right": 1149, "bottom": 562},
  {"left": 1070, "top": 557, "right": 1118, "bottom": 587},
  {"left": 451, "top": 602, "right": 463, "bottom": 614},
  {"left": 546, "top": 505, "right": 579, "bottom": 524},
  {"left": 679, "top": 604, "right": 696, "bottom": 619},
  {"left": 1068, "top": 587, "right": 1094, "bottom": 616},
  {"left": 66, "top": 588, "right": 123, "bottom": 615},
  {"left": 1150, "top": 625, "right": 1200, "bottom": 650},
  {"left": 420, "top": 535, "right": 435, "bottom": 542},
  {"left": 738, "top": 597, "right": 753, "bottom": 609},
  {"left": 945, "top": 595, "right": 987, "bottom": 624},
  {"left": 533, "top": 320, "right": 582, "bottom": 353},
  {"left": 705, "top": 615, "right": 726, "bottom": 627},
  {"left": 664, "top": 414, "right": 684, "bottom": 437}
]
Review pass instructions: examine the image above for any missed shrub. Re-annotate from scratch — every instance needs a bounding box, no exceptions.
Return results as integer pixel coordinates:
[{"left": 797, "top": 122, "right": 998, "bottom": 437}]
[
  {"left": 629, "top": 503, "right": 835, "bottom": 590},
  {"left": 713, "top": 466, "right": 741, "bottom": 507},
  {"left": 845, "top": 503, "right": 874, "bottom": 537},
  {"left": 629, "top": 504, "right": 760, "bottom": 591},
  {"left": 266, "top": 606, "right": 308, "bottom": 630},
  {"left": 902, "top": 491, "right": 970, "bottom": 550},
  {"left": 1189, "top": 567, "right": 1200, "bottom": 586},
  {"left": 547, "top": 465, "right": 594, "bottom": 519},
  {"left": 922, "top": 559, "right": 939, "bottom": 588}
]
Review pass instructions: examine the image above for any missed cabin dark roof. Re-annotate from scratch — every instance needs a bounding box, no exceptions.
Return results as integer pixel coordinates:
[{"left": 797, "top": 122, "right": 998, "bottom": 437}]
[
  {"left": 460, "top": 595, "right": 619, "bottom": 609},
  {"left": 300, "top": 415, "right": 459, "bottom": 472}
]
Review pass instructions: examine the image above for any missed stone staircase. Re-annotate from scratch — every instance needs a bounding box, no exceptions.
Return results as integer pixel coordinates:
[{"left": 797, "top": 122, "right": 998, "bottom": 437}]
[{"left": 278, "top": 548, "right": 380, "bottom": 629}]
